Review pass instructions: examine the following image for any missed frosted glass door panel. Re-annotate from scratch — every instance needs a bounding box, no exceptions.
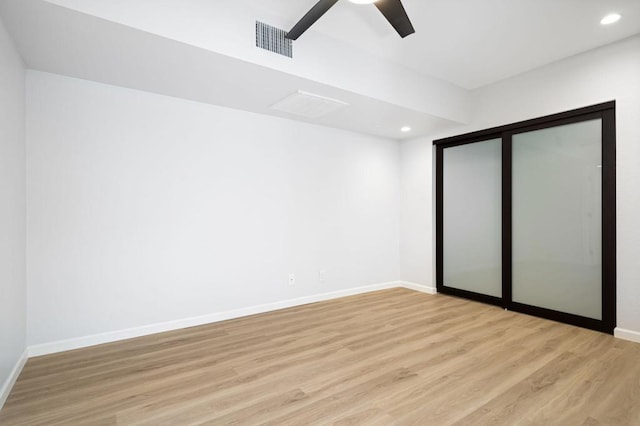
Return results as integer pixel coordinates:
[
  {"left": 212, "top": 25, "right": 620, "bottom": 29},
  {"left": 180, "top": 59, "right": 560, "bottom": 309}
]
[
  {"left": 512, "top": 119, "right": 602, "bottom": 319},
  {"left": 443, "top": 139, "right": 502, "bottom": 297}
]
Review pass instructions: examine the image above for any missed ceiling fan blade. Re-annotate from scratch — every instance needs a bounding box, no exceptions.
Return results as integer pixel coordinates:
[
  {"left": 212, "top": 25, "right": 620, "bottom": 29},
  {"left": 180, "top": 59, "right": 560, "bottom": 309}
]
[
  {"left": 286, "top": 0, "right": 340, "bottom": 40},
  {"left": 374, "top": 0, "right": 415, "bottom": 38}
]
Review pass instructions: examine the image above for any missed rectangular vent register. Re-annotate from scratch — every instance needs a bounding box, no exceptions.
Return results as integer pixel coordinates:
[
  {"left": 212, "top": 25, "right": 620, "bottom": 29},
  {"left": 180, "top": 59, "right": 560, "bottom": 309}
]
[{"left": 256, "top": 21, "right": 292, "bottom": 58}]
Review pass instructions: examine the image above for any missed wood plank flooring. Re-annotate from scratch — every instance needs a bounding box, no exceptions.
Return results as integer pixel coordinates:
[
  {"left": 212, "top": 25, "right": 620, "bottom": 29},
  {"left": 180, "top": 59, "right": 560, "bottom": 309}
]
[{"left": 1, "top": 288, "right": 639, "bottom": 425}]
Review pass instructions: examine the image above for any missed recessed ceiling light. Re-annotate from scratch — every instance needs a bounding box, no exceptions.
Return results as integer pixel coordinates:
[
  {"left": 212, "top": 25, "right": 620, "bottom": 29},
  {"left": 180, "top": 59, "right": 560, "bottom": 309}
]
[
  {"left": 349, "top": 0, "right": 379, "bottom": 4},
  {"left": 600, "top": 13, "right": 621, "bottom": 25},
  {"left": 401, "top": 126, "right": 412, "bottom": 133}
]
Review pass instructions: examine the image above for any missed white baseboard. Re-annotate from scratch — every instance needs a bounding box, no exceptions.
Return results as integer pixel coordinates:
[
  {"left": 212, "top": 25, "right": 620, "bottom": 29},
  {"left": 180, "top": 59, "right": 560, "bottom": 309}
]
[
  {"left": 614, "top": 327, "right": 640, "bottom": 344},
  {"left": 398, "top": 281, "right": 437, "bottom": 295},
  {"left": 0, "top": 349, "right": 28, "bottom": 410},
  {"left": 28, "top": 281, "right": 414, "bottom": 357}
]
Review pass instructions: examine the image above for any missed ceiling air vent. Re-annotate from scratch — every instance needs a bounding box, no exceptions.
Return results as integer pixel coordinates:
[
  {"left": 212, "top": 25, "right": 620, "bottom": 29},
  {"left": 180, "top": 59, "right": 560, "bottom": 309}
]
[
  {"left": 256, "top": 21, "right": 292, "bottom": 58},
  {"left": 270, "top": 91, "right": 349, "bottom": 119}
]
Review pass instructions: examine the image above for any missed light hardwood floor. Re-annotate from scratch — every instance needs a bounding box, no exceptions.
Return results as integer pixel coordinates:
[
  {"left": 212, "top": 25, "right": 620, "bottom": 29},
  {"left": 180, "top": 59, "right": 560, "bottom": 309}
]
[{"left": 2, "top": 288, "right": 639, "bottom": 425}]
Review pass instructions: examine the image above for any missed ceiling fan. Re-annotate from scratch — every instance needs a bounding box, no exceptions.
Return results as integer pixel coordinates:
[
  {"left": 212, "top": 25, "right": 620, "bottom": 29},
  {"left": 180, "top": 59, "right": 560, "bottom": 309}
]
[{"left": 286, "top": 0, "right": 415, "bottom": 40}]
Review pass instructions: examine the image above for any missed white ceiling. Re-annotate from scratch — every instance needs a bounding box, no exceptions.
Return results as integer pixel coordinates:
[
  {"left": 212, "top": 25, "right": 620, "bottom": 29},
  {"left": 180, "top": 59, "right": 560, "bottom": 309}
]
[
  {"left": 0, "top": 0, "right": 638, "bottom": 139},
  {"left": 243, "top": 0, "right": 640, "bottom": 89}
]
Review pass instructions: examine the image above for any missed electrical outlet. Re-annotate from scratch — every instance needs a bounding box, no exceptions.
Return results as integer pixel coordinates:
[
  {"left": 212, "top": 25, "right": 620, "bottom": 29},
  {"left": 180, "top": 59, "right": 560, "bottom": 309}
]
[
  {"left": 318, "top": 270, "right": 326, "bottom": 283},
  {"left": 289, "top": 273, "right": 295, "bottom": 286}
]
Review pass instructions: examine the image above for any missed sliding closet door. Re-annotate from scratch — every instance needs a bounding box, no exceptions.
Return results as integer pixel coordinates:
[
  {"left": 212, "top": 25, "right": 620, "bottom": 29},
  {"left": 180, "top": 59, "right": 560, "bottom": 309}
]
[
  {"left": 435, "top": 101, "right": 616, "bottom": 333},
  {"left": 441, "top": 139, "right": 502, "bottom": 299},
  {"left": 511, "top": 119, "right": 603, "bottom": 320}
]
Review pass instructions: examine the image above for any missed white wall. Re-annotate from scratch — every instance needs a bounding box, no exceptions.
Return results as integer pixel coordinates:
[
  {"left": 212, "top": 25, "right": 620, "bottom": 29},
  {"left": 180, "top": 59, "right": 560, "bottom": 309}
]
[
  {"left": 0, "top": 17, "right": 26, "bottom": 403},
  {"left": 26, "top": 71, "right": 401, "bottom": 346},
  {"left": 400, "top": 35, "right": 640, "bottom": 334},
  {"left": 399, "top": 137, "right": 434, "bottom": 286}
]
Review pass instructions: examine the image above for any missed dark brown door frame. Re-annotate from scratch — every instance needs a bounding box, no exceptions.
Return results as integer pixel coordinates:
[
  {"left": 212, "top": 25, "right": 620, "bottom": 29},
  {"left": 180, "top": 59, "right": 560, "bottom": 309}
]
[{"left": 434, "top": 101, "right": 617, "bottom": 334}]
